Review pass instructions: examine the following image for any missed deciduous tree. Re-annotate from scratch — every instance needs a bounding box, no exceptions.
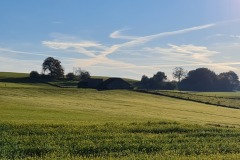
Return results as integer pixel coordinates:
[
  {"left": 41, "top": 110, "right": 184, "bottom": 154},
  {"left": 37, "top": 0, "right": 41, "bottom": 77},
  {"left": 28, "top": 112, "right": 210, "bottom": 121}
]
[{"left": 42, "top": 57, "right": 64, "bottom": 79}]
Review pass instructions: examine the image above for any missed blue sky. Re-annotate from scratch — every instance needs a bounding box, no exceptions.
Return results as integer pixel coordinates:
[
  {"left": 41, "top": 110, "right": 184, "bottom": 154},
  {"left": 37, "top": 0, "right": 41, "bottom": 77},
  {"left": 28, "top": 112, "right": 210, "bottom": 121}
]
[{"left": 1, "top": 0, "right": 240, "bottom": 79}]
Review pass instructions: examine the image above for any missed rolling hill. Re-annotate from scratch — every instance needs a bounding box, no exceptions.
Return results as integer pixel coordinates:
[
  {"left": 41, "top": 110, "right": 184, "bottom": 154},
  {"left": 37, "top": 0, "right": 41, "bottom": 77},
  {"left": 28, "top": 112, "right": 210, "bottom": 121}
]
[{"left": 0, "top": 72, "right": 240, "bottom": 159}]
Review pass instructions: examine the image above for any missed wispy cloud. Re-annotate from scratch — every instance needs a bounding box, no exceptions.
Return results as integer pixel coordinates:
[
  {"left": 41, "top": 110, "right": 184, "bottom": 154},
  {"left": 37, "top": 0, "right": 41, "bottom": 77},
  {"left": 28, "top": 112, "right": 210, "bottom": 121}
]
[
  {"left": 0, "top": 56, "right": 42, "bottom": 73},
  {"left": 110, "top": 29, "right": 139, "bottom": 40},
  {"left": 40, "top": 23, "right": 217, "bottom": 77},
  {"left": 144, "top": 44, "right": 219, "bottom": 63},
  {"left": 212, "top": 34, "right": 240, "bottom": 39},
  {"left": 42, "top": 41, "right": 107, "bottom": 57},
  {"left": 106, "top": 23, "right": 215, "bottom": 55},
  {"left": 0, "top": 47, "right": 72, "bottom": 60}
]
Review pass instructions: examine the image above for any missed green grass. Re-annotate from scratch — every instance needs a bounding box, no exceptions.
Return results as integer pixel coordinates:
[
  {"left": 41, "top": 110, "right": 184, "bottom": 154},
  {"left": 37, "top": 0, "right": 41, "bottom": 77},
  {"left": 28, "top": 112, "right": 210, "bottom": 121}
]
[
  {"left": 151, "top": 90, "right": 240, "bottom": 109},
  {"left": 1, "top": 85, "right": 240, "bottom": 126},
  {"left": 1, "top": 122, "right": 240, "bottom": 159},
  {"left": 0, "top": 72, "right": 240, "bottom": 159},
  {"left": 0, "top": 72, "right": 28, "bottom": 79}
]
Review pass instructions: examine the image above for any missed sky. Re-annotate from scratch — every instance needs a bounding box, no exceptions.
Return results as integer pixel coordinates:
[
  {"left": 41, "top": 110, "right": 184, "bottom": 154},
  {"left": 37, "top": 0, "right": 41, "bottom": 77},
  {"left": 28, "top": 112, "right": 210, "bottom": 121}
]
[{"left": 1, "top": 0, "right": 240, "bottom": 80}]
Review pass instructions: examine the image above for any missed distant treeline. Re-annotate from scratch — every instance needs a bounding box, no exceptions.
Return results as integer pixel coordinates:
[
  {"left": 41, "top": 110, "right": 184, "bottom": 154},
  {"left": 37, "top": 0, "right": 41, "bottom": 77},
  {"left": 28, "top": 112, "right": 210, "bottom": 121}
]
[
  {"left": 138, "top": 68, "right": 239, "bottom": 92},
  {"left": 30, "top": 57, "right": 239, "bottom": 92}
]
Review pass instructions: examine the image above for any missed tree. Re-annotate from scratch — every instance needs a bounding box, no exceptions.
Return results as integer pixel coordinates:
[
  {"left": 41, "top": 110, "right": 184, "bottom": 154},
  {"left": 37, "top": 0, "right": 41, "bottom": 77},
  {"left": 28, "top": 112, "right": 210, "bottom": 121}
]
[
  {"left": 140, "top": 75, "right": 149, "bottom": 85},
  {"left": 79, "top": 70, "right": 90, "bottom": 81},
  {"left": 73, "top": 67, "right": 82, "bottom": 77},
  {"left": 42, "top": 57, "right": 64, "bottom": 79},
  {"left": 138, "top": 71, "right": 169, "bottom": 90},
  {"left": 152, "top": 71, "right": 167, "bottom": 82},
  {"left": 218, "top": 71, "right": 239, "bottom": 91},
  {"left": 179, "top": 68, "right": 218, "bottom": 91},
  {"left": 172, "top": 67, "right": 187, "bottom": 83},
  {"left": 66, "top": 72, "right": 75, "bottom": 80},
  {"left": 29, "top": 71, "right": 40, "bottom": 80}
]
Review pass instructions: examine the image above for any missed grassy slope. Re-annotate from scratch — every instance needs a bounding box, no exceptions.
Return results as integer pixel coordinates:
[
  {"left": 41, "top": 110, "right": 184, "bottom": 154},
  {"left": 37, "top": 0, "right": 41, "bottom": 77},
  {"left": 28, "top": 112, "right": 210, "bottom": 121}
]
[
  {"left": 152, "top": 90, "right": 240, "bottom": 109},
  {"left": 0, "top": 72, "right": 28, "bottom": 78},
  {"left": 1, "top": 72, "right": 240, "bottom": 159},
  {"left": 1, "top": 82, "right": 240, "bottom": 126}
]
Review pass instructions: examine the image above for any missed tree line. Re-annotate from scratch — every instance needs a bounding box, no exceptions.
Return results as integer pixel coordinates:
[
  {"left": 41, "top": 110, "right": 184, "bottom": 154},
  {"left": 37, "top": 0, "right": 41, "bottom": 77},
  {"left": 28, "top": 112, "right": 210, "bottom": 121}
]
[
  {"left": 139, "top": 67, "right": 239, "bottom": 92},
  {"left": 30, "top": 57, "right": 239, "bottom": 92}
]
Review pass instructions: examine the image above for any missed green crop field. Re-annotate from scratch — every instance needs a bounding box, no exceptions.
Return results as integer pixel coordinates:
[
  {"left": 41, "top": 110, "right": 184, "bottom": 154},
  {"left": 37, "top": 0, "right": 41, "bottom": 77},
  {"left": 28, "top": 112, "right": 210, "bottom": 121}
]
[{"left": 0, "top": 73, "right": 240, "bottom": 159}]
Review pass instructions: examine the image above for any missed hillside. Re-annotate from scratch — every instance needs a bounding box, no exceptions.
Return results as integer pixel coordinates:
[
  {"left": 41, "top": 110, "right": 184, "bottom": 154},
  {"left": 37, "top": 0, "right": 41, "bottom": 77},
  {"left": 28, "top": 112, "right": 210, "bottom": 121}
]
[
  {"left": 1, "top": 72, "right": 240, "bottom": 159},
  {"left": 0, "top": 77, "right": 239, "bottom": 126},
  {"left": 0, "top": 72, "right": 28, "bottom": 78},
  {"left": 140, "top": 90, "right": 240, "bottom": 109}
]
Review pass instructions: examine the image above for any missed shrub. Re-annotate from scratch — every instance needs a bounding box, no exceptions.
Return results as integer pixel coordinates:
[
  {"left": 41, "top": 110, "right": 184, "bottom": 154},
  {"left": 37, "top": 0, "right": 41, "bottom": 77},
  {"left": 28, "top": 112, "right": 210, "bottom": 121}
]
[
  {"left": 29, "top": 71, "right": 40, "bottom": 80},
  {"left": 66, "top": 72, "right": 76, "bottom": 80}
]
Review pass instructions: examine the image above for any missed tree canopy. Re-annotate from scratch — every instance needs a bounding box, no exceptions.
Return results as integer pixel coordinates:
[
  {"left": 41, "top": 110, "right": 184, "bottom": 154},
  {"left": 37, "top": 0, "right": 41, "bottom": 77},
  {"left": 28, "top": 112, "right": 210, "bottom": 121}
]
[
  {"left": 79, "top": 70, "right": 90, "bottom": 81},
  {"left": 138, "top": 71, "right": 175, "bottom": 90},
  {"left": 42, "top": 57, "right": 64, "bottom": 79},
  {"left": 179, "top": 68, "right": 239, "bottom": 92}
]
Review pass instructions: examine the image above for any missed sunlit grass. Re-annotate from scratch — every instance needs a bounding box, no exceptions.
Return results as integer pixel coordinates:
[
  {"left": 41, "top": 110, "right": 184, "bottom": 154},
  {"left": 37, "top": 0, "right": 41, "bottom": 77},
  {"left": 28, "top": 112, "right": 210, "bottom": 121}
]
[
  {"left": 0, "top": 72, "right": 240, "bottom": 159},
  {"left": 1, "top": 85, "right": 240, "bottom": 126},
  {"left": 152, "top": 90, "right": 240, "bottom": 109},
  {"left": 1, "top": 122, "right": 240, "bottom": 159}
]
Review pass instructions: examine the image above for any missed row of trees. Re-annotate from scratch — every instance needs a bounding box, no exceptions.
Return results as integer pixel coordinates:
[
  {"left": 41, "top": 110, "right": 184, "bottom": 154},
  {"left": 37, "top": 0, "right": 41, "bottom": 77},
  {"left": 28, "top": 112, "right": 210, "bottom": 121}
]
[
  {"left": 139, "top": 67, "right": 239, "bottom": 92},
  {"left": 30, "top": 57, "right": 90, "bottom": 81},
  {"left": 30, "top": 57, "right": 239, "bottom": 92}
]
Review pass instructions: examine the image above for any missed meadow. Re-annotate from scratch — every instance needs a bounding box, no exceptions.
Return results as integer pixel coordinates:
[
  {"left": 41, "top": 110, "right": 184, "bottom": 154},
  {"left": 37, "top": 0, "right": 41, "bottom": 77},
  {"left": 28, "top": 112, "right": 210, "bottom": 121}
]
[
  {"left": 150, "top": 90, "right": 240, "bottom": 109},
  {"left": 0, "top": 73, "right": 240, "bottom": 159}
]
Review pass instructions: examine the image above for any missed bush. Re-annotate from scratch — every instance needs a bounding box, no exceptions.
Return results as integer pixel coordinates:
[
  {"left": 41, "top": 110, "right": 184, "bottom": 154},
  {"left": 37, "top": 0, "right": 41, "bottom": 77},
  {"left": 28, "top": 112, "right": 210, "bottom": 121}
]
[
  {"left": 29, "top": 71, "right": 40, "bottom": 80},
  {"left": 66, "top": 72, "right": 75, "bottom": 80},
  {"left": 79, "top": 71, "right": 90, "bottom": 81}
]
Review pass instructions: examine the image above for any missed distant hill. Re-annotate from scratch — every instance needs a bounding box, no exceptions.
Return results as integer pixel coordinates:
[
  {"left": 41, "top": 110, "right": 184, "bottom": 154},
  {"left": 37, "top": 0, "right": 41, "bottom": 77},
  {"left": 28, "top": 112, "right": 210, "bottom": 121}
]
[{"left": 0, "top": 72, "right": 28, "bottom": 79}]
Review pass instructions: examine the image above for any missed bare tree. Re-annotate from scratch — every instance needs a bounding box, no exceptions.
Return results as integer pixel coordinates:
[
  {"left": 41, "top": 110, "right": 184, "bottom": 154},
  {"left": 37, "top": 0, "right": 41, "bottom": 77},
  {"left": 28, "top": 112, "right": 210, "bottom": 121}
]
[
  {"left": 79, "top": 70, "right": 90, "bottom": 81},
  {"left": 172, "top": 67, "right": 187, "bottom": 83},
  {"left": 73, "top": 67, "right": 82, "bottom": 77}
]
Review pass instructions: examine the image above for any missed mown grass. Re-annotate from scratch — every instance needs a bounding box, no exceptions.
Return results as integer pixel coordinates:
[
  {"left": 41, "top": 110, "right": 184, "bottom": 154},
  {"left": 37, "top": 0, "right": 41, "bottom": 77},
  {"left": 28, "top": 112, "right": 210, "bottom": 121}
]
[
  {"left": 151, "top": 90, "right": 240, "bottom": 109},
  {"left": 1, "top": 122, "right": 240, "bottom": 159}
]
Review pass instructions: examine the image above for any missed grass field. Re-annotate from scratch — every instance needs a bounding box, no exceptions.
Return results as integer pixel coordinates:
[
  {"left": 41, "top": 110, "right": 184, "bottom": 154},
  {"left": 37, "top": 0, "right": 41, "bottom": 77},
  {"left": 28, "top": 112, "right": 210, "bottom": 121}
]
[
  {"left": 151, "top": 90, "right": 240, "bottom": 109},
  {"left": 0, "top": 72, "right": 28, "bottom": 79},
  {"left": 0, "top": 72, "right": 240, "bottom": 159}
]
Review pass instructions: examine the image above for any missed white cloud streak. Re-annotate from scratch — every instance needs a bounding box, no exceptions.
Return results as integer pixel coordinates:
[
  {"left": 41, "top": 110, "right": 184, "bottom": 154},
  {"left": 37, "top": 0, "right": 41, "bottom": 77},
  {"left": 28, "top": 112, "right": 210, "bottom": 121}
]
[
  {"left": 0, "top": 47, "right": 73, "bottom": 60},
  {"left": 42, "top": 23, "right": 217, "bottom": 74},
  {"left": 144, "top": 44, "right": 218, "bottom": 63},
  {"left": 104, "top": 23, "right": 215, "bottom": 57},
  {"left": 110, "top": 29, "right": 139, "bottom": 40}
]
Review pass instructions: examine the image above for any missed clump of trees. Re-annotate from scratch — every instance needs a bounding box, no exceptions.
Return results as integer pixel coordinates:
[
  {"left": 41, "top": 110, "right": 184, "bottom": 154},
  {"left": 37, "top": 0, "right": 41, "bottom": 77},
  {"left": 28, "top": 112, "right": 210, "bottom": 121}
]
[
  {"left": 138, "top": 71, "right": 176, "bottom": 90},
  {"left": 29, "top": 57, "right": 90, "bottom": 81},
  {"left": 138, "top": 67, "right": 239, "bottom": 92},
  {"left": 66, "top": 68, "right": 90, "bottom": 81},
  {"left": 179, "top": 68, "right": 239, "bottom": 92}
]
